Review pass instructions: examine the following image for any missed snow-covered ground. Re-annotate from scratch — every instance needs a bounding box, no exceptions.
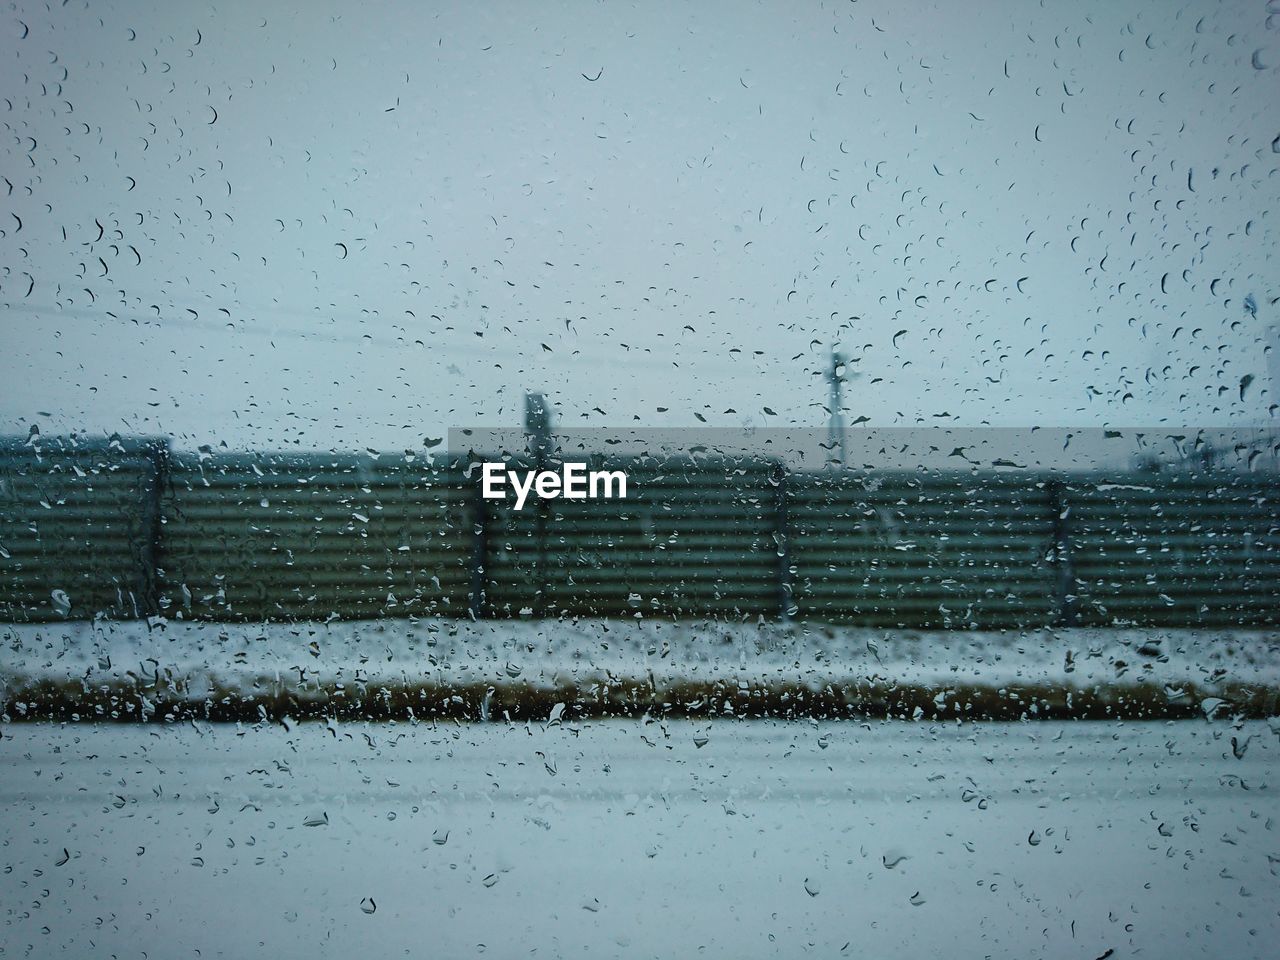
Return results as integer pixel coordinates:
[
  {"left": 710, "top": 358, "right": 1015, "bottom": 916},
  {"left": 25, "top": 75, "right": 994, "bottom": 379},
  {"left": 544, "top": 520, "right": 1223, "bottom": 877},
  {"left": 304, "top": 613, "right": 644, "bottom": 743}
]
[
  {"left": 3, "top": 619, "right": 1279, "bottom": 720},
  {"left": 1, "top": 719, "right": 1276, "bottom": 958}
]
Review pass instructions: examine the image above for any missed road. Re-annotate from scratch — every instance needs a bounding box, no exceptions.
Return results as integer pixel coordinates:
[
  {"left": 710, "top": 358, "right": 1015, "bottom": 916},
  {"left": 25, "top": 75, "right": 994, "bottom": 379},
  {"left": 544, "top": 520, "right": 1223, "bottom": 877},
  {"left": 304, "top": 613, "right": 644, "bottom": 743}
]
[{"left": 1, "top": 719, "right": 1277, "bottom": 958}]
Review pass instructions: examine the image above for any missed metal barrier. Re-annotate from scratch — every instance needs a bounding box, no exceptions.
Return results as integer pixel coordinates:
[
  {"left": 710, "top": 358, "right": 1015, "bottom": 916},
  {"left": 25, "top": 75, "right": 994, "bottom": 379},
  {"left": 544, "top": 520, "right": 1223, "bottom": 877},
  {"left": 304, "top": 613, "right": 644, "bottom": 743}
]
[
  {"left": 2, "top": 439, "right": 1277, "bottom": 626},
  {"left": 0, "top": 437, "right": 165, "bottom": 620}
]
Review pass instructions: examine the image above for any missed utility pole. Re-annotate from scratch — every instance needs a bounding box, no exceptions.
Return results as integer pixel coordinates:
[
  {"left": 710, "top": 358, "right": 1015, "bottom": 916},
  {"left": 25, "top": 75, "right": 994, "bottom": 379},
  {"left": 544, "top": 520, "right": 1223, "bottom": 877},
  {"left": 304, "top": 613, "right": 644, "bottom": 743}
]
[
  {"left": 826, "top": 349, "right": 846, "bottom": 470},
  {"left": 525, "top": 392, "right": 552, "bottom": 463}
]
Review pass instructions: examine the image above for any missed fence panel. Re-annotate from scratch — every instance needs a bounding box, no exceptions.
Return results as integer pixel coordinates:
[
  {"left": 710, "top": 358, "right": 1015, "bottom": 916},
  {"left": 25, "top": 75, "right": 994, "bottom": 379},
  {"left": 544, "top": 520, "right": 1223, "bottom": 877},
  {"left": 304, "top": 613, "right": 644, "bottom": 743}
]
[
  {"left": 159, "top": 453, "right": 472, "bottom": 620},
  {"left": 789, "top": 472, "right": 1060, "bottom": 628},
  {"left": 1068, "top": 475, "right": 1280, "bottom": 627},
  {"left": 526, "top": 457, "right": 780, "bottom": 618},
  {"left": 0, "top": 438, "right": 163, "bottom": 621}
]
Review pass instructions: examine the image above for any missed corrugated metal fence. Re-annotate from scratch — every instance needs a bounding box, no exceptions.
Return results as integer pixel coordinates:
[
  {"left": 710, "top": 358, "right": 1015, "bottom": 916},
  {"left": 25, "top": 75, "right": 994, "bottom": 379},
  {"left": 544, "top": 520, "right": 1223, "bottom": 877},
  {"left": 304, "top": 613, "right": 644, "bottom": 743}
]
[{"left": 2, "top": 438, "right": 1277, "bottom": 626}]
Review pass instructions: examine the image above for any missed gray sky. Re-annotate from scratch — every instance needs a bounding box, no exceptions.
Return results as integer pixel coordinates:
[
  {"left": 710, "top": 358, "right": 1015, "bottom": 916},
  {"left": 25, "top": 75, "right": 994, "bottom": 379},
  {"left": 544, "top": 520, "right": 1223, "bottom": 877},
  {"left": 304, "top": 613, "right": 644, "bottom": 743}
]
[{"left": 2, "top": 0, "right": 1278, "bottom": 451}]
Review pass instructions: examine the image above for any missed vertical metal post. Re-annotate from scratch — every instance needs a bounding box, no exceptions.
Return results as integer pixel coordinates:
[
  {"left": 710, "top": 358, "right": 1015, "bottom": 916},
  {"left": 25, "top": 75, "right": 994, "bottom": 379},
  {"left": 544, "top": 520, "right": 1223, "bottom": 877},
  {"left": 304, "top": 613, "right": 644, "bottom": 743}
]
[
  {"left": 135, "top": 439, "right": 169, "bottom": 619},
  {"left": 468, "top": 456, "right": 488, "bottom": 619},
  {"left": 532, "top": 478, "right": 549, "bottom": 619},
  {"left": 525, "top": 393, "right": 551, "bottom": 618},
  {"left": 773, "top": 461, "right": 793, "bottom": 620},
  {"left": 1047, "top": 478, "right": 1076, "bottom": 626}
]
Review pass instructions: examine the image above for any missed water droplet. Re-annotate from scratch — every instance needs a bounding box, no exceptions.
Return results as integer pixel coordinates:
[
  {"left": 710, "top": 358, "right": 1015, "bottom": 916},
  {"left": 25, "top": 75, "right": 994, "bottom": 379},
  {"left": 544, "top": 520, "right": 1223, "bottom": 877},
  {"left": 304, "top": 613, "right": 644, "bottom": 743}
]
[
  {"left": 50, "top": 589, "right": 71, "bottom": 617},
  {"left": 1201, "top": 698, "right": 1229, "bottom": 721},
  {"left": 882, "top": 851, "right": 910, "bottom": 869}
]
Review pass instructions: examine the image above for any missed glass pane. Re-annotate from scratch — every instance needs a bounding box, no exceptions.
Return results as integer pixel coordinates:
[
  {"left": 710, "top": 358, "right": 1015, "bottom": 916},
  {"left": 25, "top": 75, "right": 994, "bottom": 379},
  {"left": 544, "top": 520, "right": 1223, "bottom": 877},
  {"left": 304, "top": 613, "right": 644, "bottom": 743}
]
[{"left": 3, "top": 2, "right": 1276, "bottom": 956}]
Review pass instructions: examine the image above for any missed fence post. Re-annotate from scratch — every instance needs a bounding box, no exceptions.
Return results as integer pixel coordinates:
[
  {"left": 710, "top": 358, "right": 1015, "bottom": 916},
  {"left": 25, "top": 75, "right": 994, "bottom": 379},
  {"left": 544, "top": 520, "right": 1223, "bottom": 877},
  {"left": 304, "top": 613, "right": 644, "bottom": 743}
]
[
  {"left": 135, "top": 439, "right": 169, "bottom": 619},
  {"left": 526, "top": 394, "right": 552, "bottom": 618},
  {"left": 533, "top": 473, "right": 549, "bottom": 619},
  {"left": 773, "top": 461, "right": 793, "bottom": 620},
  {"left": 467, "top": 458, "right": 488, "bottom": 619},
  {"left": 1046, "top": 478, "right": 1077, "bottom": 626}
]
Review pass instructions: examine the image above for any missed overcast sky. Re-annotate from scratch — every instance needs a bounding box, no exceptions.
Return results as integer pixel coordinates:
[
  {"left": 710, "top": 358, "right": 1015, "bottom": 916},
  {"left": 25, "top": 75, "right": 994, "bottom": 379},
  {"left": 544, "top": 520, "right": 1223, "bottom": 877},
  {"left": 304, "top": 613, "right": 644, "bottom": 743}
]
[{"left": 1, "top": 0, "right": 1277, "bottom": 451}]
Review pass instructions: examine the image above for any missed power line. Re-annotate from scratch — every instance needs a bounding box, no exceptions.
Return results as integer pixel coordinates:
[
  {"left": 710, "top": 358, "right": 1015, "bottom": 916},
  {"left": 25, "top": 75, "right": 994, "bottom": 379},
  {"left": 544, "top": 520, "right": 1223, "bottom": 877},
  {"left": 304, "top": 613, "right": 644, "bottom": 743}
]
[{"left": 1, "top": 303, "right": 798, "bottom": 376}]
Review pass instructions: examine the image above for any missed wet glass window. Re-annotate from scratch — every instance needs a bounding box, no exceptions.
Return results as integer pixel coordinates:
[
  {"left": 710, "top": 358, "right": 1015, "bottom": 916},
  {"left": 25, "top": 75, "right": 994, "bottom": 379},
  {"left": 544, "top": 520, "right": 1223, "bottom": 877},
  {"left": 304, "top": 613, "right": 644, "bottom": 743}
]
[{"left": 2, "top": 2, "right": 1278, "bottom": 957}]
